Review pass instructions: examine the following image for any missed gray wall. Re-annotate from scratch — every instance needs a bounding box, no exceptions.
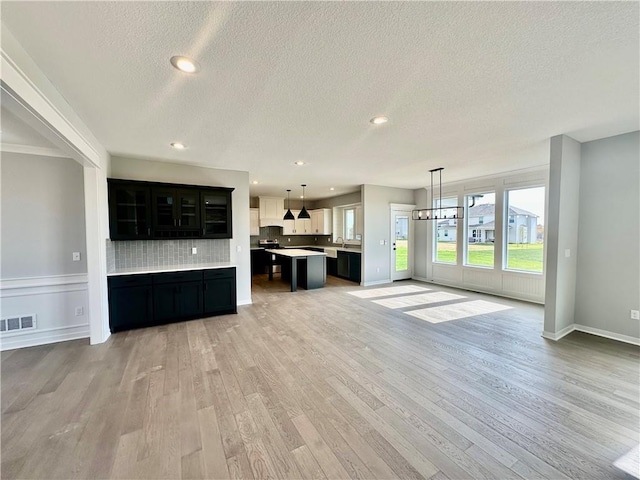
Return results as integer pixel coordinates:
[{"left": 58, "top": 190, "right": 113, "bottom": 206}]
[
  {"left": 575, "top": 131, "right": 639, "bottom": 339},
  {"left": 544, "top": 135, "right": 582, "bottom": 334},
  {"left": 312, "top": 190, "right": 361, "bottom": 209},
  {"left": 412, "top": 188, "right": 429, "bottom": 279},
  {"left": 362, "top": 184, "right": 415, "bottom": 285},
  {"left": 1, "top": 152, "right": 87, "bottom": 278},
  {"left": 110, "top": 156, "right": 251, "bottom": 305}
]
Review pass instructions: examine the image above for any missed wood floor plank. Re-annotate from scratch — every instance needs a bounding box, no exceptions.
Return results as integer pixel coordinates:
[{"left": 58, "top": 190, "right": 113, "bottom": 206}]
[{"left": 1, "top": 276, "right": 638, "bottom": 479}]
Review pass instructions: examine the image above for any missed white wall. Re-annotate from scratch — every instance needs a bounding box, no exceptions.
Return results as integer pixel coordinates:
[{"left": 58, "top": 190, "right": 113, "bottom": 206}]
[
  {"left": 574, "top": 132, "right": 639, "bottom": 342},
  {"left": 362, "top": 184, "right": 415, "bottom": 285},
  {"left": 544, "top": 135, "right": 581, "bottom": 335},
  {"left": 110, "top": 156, "right": 251, "bottom": 306},
  {"left": 1, "top": 153, "right": 90, "bottom": 350}
]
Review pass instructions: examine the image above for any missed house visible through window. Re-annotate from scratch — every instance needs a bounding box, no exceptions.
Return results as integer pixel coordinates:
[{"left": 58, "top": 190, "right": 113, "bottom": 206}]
[
  {"left": 434, "top": 197, "right": 458, "bottom": 264},
  {"left": 505, "top": 186, "right": 545, "bottom": 273},
  {"left": 466, "top": 192, "right": 495, "bottom": 267}
]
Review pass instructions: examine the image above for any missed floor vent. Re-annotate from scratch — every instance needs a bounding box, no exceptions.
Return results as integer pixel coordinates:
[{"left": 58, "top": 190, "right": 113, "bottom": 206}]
[{"left": 0, "top": 314, "right": 37, "bottom": 334}]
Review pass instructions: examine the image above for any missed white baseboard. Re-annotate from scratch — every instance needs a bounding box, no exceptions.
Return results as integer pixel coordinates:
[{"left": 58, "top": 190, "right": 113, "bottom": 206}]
[
  {"left": 543, "top": 323, "right": 640, "bottom": 346},
  {"left": 542, "top": 324, "right": 575, "bottom": 341},
  {"left": 238, "top": 298, "right": 253, "bottom": 306},
  {"left": 0, "top": 323, "right": 89, "bottom": 351},
  {"left": 411, "top": 276, "right": 430, "bottom": 283},
  {"left": 362, "top": 279, "right": 392, "bottom": 287},
  {"left": 573, "top": 324, "right": 640, "bottom": 346}
]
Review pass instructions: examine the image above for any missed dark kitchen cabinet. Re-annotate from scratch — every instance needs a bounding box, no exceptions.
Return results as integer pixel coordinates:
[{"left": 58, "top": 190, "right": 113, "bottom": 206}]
[
  {"left": 204, "top": 268, "right": 237, "bottom": 315},
  {"left": 327, "top": 257, "right": 337, "bottom": 277},
  {"left": 108, "top": 275, "right": 154, "bottom": 332},
  {"left": 108, "top": 181, "right": 152, "bottom": 240},
  {"left": 337, "top": 251, "right": 361, "bottom": 283},
  {"left": 152, "top": 188, "right": 201, "bottom": 237},
  {"left": 202, "top": 190, "right": 232, "bottom": 238},
  {"left": 108, "top": 179, "right": 233, "bottom": 240},
  {"left": 108, "top": 268, "right": 237, "bottom": 333},
  {"left": 152, "top": 271, "right": 203, "bottom": 323}
]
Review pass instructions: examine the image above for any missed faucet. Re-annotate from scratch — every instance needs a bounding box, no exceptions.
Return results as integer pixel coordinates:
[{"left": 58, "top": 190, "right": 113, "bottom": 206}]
[{"left": 335, "top": 237, "right": 345, "bottom": 248}]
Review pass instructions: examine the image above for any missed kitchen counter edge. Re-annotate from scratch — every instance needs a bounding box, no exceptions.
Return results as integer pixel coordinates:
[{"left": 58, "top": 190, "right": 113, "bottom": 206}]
[{"left": 107, "top": 262, "right": 237, "bottom": 277}]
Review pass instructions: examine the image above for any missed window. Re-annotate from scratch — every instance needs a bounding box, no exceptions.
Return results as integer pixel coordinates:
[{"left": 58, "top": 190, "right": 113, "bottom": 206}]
[
  {"left": 434, "top": 197, "right": 458, "bottom": 264},
  {"left": 466, "top": 192, "right": 495, "bottom": 267},
  {"left": 344, "top": 208, "right": 356, "bottom": 240},
  {"left": 505, "top": 186, "right": 545, "bottom": 273}
]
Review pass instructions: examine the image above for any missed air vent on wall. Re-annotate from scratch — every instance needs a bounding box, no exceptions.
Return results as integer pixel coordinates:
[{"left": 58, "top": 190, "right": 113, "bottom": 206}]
[{"left": 0, "top": 314, "right": 36, "bottom": 334}]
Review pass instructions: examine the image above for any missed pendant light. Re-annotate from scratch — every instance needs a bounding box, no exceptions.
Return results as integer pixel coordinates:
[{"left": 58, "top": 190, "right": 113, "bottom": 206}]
[
  {"left": 412, "top": 168, "right": 464, "bottom": 220},
  {"left": 283, "top": 189, "right": 295, "bottom": 220},
  {"left": 298, "top": 184, "right": 311, "bottom": 219}
]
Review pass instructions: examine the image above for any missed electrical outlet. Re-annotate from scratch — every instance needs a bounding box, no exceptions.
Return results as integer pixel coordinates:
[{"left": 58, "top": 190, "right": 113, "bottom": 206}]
[
  {"left": 376, "top": 267, "right": 380, "bottom": 273},
  {"left": 379, "top": 240, "right": 384, "bottom": 245},
  {"left": 72, "top": 252, "right": 81, "bottom": 261},
  {"left": 564, "top": 249, "right": 571, "bottom": 258},
  {"left": 288, "top": 238, "right": 291, "bottom": 242},
  {"left": 631, "top": 310, "right": 640, "bottom": 320},
  {"left": 327, "top": 237, "right": 331, "bottom": 242},
  {"left": 236, "top": 245, "right": 242, "bottom": 252},
  {"left": 191, "top": 247, "right": 197, "bottom": 255},
  {"left": 75, "top": 307, "right": 83, "bottom": 316}
]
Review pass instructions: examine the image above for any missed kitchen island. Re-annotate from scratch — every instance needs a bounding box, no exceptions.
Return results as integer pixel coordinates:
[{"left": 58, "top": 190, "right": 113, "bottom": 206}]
[{"left": 265, "top": 248, "right": 326, "bottom": 292}]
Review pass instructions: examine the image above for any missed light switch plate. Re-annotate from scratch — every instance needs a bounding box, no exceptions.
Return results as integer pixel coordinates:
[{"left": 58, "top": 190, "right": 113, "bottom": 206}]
[
  {"left": 631, "top": 310, "right": 640, "bottom": 320},
  {"left": 191, "top": 247, "right": 197, "bottom": 254},
  {"left": 564, "top": 249, "right": 571, "bottom": 258},
  {"left": 72, "top": 252, "right": 81, "bottom": 261}
]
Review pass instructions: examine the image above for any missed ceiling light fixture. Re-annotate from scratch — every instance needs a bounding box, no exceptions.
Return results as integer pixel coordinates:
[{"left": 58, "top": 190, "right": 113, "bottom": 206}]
[
  {"left": 298, "top": 184, "right": 311, "bottom": 219},
  {"left": 170, "top": 142, "right": 187, "bottom": 149},
  {"left": 370, "top": 116, "right": 389, "bottom": 125},
  {"left": 170, "top": 56, "right": 199, "bottom": 73},
  {"left": 294, "top": 161, "right": 305, "bottom": 166},
  {"left": 283, "top": 189, "right": 295, "bottom": 220},
  {"left": 330, "top": 187, "right": 335, "bottom": 191},
  {"left": 252, "top": 180, "right": 259, "bottom": 185},
  {"left": 412, "top": 168, "right": 464, "bottom": 221}
]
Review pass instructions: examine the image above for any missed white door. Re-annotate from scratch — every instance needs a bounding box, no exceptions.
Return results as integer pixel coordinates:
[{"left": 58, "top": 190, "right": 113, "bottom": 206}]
[{"left": 390, "top": 206, "right": 414, "bottom": 281}]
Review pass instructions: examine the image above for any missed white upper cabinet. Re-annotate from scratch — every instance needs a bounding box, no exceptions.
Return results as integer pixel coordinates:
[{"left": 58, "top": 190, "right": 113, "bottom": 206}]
[
  {"left": 283, "top": 210, "right": 299, "bottom": 235},
  {"left": 250, "top": 208, "right": 260, "bottom": 236},
  {"left": 311, "top": 209, "right": 332, "bottom": 235},
  {"left": 258, "top": 197, "right": 284, "bottom": 227}
]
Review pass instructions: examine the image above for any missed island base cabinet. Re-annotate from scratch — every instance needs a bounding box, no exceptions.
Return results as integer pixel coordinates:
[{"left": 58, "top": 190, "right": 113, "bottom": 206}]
[
  {"left": 108, "top": 267, "right": 236, "bottom": 332},
  {"left": 204, "top": 269, "right": 237, "bottom": 315}
]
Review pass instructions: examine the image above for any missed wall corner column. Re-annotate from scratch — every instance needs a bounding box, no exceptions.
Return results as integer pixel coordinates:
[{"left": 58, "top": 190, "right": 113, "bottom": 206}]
[{"left": 543, "top": 134, "right": 581, "bottom": 339}]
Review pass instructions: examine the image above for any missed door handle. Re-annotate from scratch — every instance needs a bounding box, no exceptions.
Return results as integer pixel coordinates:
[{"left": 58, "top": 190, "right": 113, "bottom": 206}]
[{"left": 178, "top": 219, "right": 181, "bottom": 227}]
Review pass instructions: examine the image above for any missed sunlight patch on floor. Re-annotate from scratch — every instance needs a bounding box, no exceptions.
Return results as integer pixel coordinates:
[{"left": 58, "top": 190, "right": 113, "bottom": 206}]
[
  {"left": 405, "top": 299, "right": 512, "bottom": 324},
  {"left": 373, "top": 291, "right": 466, "bottom": 309},
  {"left": 348, "top": 285, "right": 430, "bottom": 299}
]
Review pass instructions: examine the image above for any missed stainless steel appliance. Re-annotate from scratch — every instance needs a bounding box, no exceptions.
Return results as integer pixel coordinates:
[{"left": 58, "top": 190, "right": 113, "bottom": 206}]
[{"left": 258, "top": 240, "right": 281, "bottom": 275}]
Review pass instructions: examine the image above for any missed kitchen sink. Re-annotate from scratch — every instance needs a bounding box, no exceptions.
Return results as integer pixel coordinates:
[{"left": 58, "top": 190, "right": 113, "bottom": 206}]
[{"left": 323, "top": 247, "right": 338, "bottom": 258}]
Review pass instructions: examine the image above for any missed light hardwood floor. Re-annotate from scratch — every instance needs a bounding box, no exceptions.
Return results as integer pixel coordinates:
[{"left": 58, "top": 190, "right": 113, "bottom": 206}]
[{"left": 2, "top": 275, "right": 639, "bottom": 479}]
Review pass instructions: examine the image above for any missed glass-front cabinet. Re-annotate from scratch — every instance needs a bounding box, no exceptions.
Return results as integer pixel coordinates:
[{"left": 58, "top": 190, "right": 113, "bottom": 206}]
[
  {"left": 202, "top": 190, "right": 232, "bottom": 238},
  {"left": 151, "top": 188, "right": 201, "bottom": 237},
  {"left": 108, "top": 179, "right": 233, "bottom": 240},
  {"left": 108, "top": 182, "right": 152, "bottom": 240}
]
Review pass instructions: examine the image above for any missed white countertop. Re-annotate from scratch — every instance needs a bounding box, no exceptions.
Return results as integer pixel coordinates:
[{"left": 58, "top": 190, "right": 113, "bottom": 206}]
[
  {"left": 283, "top": 245, "right": 362, "bottom": 253},
  {"left": 108, "top": 262, "right": 236, "bottom": 276},
  {"left": 265, "top": 248, "right": 326, "bottom": 258}
]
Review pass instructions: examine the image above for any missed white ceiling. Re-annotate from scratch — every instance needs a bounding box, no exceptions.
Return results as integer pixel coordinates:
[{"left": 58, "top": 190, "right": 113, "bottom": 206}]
[{"left": 1, "top": 2, "right": 638, "bottom": 199}]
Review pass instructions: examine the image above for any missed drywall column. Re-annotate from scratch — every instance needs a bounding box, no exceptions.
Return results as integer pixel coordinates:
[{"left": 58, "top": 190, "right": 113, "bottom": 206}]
[
  {"left": 84, "top": 166, "right": 111, "bottom": 344},
  {"left": 412, "top": 188, "right": 429, "bottom": 281},
  {"left": 543, "top": 135, "right": 581, "bottom": 339}
]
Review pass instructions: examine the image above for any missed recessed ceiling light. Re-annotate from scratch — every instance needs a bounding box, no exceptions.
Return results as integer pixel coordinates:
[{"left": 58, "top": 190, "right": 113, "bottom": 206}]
[
  {"left": 252, "top": 180, "right": 259, "bottom": 185},
  {"left": 300, "top": 195, "right": 304, "bottom": 199},
  {"left": 294, "top": 161, "right": 305, "bottom": 166},
  {"left": 330, "top": 187, "right": 335, "bottom": 191},
  {"left": 170, "top": 142, "right": 187, "bottom": 149},
  {"left": 370, "top": 116, "right": 389, "bottom": 125},
  {"left": 170, "top": 56, "right": 199, "bottom": 73}
]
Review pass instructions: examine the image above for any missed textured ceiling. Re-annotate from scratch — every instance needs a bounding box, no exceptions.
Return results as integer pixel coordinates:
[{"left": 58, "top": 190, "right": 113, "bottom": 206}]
[{"left": 1, "top": 2, "right": 638, "bottom": 199}]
